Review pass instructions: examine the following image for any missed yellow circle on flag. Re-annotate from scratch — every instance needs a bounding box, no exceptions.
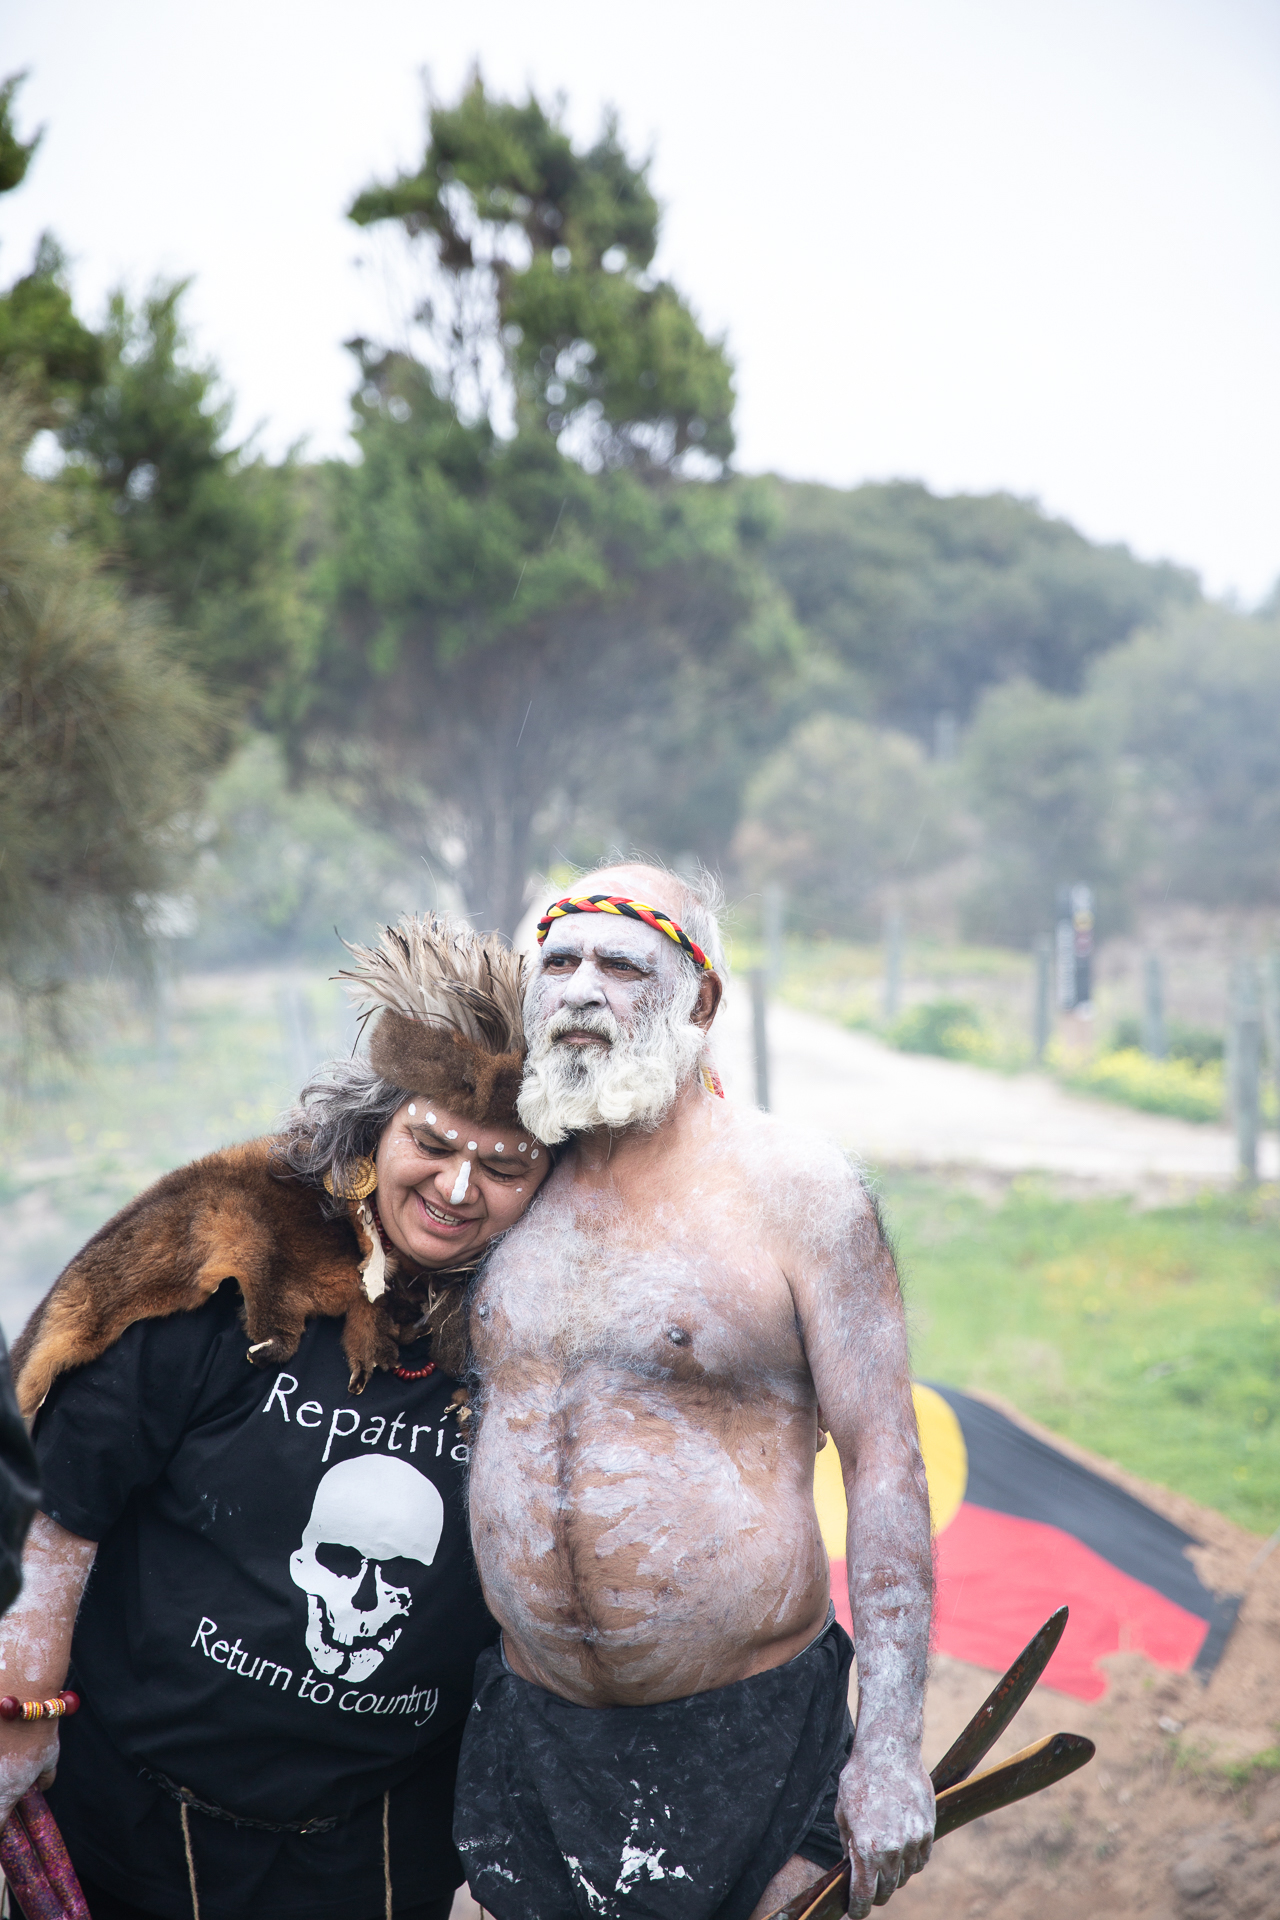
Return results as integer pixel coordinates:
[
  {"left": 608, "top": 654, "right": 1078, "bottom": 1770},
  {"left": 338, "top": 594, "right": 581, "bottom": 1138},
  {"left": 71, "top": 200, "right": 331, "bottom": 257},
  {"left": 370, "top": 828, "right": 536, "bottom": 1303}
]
[
  {"left": 911, "top": 1382, "right": 968, "bottom": 1535},
  {"left": 811, "top": 1383, "right": 968, "bottom": 1556}
]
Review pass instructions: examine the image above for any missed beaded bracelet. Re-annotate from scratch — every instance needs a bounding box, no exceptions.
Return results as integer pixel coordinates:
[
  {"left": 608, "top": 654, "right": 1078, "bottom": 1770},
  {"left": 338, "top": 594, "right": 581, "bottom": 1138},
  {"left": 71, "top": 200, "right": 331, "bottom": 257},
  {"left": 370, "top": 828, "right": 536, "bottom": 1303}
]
[{"left": 0, "top": 1692, "right": 80, "bottom": 1722}]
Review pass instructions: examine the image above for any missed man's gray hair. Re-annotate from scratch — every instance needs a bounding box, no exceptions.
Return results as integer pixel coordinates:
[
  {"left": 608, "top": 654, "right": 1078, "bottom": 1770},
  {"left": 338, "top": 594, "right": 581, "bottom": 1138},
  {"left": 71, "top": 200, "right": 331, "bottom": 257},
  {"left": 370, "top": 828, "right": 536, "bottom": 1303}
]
[{"left": 667, "top": 865, "right": 728, "bottom": 981}]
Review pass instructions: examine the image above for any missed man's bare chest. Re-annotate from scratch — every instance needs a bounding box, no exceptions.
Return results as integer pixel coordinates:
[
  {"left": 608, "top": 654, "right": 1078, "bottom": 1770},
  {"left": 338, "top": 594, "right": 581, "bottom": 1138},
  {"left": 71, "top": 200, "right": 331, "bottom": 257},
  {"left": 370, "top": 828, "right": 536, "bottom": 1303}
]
[{"left": 472, "top": 1200, "right": 807, "bottom": 1393}]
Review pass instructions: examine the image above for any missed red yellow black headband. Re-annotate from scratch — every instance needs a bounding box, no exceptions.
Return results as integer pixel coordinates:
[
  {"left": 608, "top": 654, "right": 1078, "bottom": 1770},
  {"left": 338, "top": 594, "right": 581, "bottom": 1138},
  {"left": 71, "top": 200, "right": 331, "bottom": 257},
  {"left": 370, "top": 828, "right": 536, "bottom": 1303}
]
[{"left": 536, "top": 896, "right": 713, "bottom": 972}]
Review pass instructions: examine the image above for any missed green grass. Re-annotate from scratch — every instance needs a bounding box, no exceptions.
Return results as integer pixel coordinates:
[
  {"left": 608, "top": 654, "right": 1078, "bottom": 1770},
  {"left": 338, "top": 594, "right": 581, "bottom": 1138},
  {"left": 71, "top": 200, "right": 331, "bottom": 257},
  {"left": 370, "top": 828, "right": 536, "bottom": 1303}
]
[
  {"left": 1218, "top": 1746, "right": 1280, "bottom": 1786},
  {"left": 880, "top": 1171, "right": 1280, "bottom": 1535}
]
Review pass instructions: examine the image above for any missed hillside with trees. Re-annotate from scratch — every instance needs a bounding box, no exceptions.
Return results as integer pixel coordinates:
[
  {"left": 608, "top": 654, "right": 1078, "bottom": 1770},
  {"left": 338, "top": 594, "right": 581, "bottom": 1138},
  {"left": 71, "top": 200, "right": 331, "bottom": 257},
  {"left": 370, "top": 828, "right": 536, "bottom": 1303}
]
[{"left": 2, "top": 64, "right": 1274, "bottom": 993}]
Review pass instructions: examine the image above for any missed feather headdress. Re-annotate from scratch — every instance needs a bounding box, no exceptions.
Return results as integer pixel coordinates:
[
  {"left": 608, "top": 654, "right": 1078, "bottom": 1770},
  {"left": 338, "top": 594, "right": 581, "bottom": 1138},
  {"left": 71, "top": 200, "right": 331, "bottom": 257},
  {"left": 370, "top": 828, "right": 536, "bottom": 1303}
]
[{"left": 338, "top": 915, "right": 527, "bottom": 1126}]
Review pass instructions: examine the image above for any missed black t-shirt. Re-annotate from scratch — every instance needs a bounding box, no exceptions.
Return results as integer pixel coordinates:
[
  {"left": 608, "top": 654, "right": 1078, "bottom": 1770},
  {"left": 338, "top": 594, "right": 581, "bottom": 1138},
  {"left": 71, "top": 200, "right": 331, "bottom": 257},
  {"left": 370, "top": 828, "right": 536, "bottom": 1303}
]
[
  {"left": 34, "top": 1281, "right": 496, "bottom": 1920},
  {"left": 0, "top": 1328, "right": 40, "bottom": 1609}
]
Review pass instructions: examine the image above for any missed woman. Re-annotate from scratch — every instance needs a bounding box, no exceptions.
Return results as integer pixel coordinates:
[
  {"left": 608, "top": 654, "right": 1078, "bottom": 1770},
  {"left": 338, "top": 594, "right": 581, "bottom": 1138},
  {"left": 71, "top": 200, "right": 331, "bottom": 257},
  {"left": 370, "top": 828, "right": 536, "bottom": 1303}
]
[{"left": 0, "top": 916, "right": 550, "bottom": 1920}]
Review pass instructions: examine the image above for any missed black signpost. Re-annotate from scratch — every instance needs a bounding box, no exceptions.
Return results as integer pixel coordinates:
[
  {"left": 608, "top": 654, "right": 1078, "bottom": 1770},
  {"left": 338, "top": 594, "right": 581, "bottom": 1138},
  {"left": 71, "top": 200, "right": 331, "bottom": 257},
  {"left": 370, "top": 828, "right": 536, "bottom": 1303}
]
[{"left": 1055, "top": 884, "right": 1094, "bottom": 1015}]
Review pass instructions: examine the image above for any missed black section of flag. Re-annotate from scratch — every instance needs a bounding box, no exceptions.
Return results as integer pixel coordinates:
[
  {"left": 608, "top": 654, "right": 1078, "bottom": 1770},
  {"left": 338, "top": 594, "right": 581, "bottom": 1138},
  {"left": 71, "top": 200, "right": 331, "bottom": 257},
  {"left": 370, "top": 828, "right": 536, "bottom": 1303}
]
[{"left": 927, "top": 1384, "right": 1240, "bottom": 1676}]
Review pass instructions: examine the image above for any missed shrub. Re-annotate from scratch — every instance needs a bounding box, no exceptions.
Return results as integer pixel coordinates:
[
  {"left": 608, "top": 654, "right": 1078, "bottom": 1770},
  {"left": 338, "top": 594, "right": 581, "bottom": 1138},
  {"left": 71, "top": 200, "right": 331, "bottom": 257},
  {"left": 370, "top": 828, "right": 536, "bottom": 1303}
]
[
  {"left": 889, "top": 999, "right": 995, "bottom": 1063},
  {"left": 1108, "top": 1017, "right": 1224, "bottom": 1068},
  {"left": 1059, "top": 1047, "right": 1224, "bottom": 1123}
]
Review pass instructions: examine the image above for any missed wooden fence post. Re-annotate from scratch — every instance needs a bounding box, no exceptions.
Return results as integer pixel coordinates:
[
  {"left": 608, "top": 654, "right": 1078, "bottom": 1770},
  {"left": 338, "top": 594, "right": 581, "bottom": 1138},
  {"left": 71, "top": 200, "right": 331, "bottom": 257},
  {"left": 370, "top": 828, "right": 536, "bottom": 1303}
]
[
  {"left": 1142, "top": 954, "right": 1166, "bottom": 1059},
  {"left": 1233, "top": 959, "right": 1261, "bottom": 1183},
  {"left": 883, "top": 911, "right": 903, "bottom": 1022},
  {"left": 763, "top": 884, "right": 785, "bottom": 987},
  {"left": 749, "top": 967, "right": 770, "bottom": 1112},
  {"left": 1034, "top": 936, "right": 1051, "bottom": 1061},
  {"left": 1264, "top": 953, "right": 1280, "bottom": 1145}
]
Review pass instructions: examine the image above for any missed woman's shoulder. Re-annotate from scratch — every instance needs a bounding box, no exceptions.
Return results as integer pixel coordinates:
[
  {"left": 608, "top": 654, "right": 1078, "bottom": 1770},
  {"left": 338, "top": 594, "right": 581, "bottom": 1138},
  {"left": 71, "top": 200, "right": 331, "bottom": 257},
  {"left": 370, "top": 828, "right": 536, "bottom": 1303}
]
[{"left": 12, "top": 1138, "right": 363, "bottom": 1419}]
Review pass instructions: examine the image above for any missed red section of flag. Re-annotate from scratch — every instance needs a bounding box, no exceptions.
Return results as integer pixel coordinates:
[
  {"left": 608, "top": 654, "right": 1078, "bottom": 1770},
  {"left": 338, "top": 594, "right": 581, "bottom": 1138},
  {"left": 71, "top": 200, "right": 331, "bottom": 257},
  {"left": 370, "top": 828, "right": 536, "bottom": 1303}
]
[
  {"left": 830, "top": 1501, "right": 1212, "bottom": 1701},
  {"left": 932, "top": 1503, "right": 1211, "bottom": 1700},
  {"left": 830, "top": 1559, "right": 852, "bottom": 1637}
]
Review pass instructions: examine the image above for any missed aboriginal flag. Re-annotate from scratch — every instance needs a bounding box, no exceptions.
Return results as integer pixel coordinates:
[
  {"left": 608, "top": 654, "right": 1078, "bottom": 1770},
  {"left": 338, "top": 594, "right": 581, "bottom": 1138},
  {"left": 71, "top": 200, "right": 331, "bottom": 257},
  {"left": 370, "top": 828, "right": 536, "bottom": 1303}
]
[{"left": 815, "top": 1384, "right": 1240, "bottom": 1702}]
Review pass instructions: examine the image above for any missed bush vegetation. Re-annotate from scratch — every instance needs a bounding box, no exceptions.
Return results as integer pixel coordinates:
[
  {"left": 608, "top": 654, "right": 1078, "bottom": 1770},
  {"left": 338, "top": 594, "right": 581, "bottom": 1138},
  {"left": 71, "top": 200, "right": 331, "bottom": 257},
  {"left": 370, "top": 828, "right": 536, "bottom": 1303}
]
[{"left": 1054, "top": 1047, "right": 1225, "bottom": 1124}]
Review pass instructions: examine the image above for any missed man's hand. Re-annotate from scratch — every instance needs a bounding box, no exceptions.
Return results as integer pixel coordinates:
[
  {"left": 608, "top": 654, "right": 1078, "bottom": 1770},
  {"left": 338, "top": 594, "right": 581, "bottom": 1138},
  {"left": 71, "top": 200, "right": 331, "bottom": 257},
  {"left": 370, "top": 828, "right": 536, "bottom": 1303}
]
[
  {"left": 835, "top": 1741, "right": 935, "bottom": 1915},
  {"left": 0, "top": 1738, "right": 60, "bottom": 1825}
]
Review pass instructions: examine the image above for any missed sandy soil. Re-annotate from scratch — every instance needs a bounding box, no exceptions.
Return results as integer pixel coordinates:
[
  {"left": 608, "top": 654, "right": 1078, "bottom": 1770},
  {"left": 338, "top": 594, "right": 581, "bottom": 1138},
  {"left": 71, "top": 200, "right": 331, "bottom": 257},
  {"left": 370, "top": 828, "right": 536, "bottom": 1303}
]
[{"left": 711, "top": 993, "right": 1280, "bottom": 1191}]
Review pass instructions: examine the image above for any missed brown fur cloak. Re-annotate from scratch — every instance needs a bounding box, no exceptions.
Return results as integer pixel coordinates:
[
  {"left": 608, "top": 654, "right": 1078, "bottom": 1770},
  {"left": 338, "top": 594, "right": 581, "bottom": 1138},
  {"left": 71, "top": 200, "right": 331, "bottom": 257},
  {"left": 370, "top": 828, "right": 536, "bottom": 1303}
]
[{"left": 11, "top": 1139, "right": 469, "bottom": 1420}]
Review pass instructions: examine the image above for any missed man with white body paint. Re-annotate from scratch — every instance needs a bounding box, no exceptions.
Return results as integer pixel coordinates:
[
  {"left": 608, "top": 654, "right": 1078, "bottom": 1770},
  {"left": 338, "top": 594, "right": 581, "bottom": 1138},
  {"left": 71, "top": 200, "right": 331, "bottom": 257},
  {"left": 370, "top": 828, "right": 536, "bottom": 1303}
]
[{"left": 455, "top": 865, "right": 935, "bottom": 1920}]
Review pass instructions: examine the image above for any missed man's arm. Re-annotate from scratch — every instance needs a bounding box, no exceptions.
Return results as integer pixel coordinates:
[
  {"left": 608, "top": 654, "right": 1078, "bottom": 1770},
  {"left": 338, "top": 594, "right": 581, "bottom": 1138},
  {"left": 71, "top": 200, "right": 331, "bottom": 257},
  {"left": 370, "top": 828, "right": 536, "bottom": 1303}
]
[
  {"left": 0, "top": 1514, "right": 96, "bottom": 1819},
  {"left": 788, "top": 1154, "right": 934, "bottom": 1917}
]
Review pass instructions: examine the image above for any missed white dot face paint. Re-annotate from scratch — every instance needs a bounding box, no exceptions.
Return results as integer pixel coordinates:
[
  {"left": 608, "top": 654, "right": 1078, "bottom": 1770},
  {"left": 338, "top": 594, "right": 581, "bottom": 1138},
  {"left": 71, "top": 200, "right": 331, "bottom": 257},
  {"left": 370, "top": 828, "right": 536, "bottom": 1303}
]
[
  {"left": 494, "top": 1144, "right": 504, "bottom": 1153},
  {"left": 408, "top": 1104, "right": 417, "bottom": 1116},
  {"left": 449, "top": 1161, "right": 471, "bottom": 1207},
  {"left": 445, "top": 1130, "right": 458, "bottom": 1140},
  {"left": 530, "top": 1149, "right": 539, "bottom": 1160},
  {"left": 467, "top": 1141, "right": 478, "bottom": 1152},
  {"left": 518, "top": 1143, "right": 528, "bottom": 1153},
  {"left": 426, "top": 1112, "right": 436, "bottom": 1124}
]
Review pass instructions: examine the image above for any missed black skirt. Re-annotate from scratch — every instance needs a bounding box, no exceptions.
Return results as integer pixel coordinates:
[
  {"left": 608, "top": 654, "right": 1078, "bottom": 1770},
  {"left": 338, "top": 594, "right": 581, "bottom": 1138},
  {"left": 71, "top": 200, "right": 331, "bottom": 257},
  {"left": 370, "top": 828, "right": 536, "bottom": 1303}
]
[{"left": 454, "top": 1612, "right": 853, "bottom": 1920}]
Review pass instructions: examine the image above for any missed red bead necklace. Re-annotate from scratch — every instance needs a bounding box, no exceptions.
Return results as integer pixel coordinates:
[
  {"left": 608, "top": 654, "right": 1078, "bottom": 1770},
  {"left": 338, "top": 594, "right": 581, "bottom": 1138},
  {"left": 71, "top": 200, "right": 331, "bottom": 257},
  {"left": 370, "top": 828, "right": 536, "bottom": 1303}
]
[{"left": 372, "top": 1204, "right": 439, "bottom": 1381}]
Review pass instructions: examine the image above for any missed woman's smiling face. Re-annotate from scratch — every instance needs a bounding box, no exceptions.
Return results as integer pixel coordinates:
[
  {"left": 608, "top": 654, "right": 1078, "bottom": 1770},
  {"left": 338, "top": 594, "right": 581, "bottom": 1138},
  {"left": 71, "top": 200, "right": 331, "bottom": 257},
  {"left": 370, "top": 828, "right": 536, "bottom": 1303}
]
[{"left": 373, "top": 1098, "right": 549, "bottom": 1270}]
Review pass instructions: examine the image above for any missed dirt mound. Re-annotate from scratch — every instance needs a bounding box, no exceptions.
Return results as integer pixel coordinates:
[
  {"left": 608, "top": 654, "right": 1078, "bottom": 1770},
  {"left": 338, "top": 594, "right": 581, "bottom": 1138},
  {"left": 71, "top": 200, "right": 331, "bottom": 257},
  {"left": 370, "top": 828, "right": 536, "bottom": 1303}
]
[{"left": 897, "top": 1403, "right": 1280, "bottom": 1920}]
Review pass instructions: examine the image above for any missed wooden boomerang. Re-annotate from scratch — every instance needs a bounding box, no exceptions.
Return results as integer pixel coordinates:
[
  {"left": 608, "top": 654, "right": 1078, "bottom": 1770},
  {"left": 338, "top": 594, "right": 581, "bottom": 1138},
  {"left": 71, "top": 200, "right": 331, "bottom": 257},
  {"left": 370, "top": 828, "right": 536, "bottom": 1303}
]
[
  {"left": 764, "top": 1606, "right": 1081, "bottom": 1920},
  {"left": 930, "top": 1605, "right": 1069, "bottom": 1794},
  {"left": 767, "top": 1732, "right": 1095, "bottom": 1920}
]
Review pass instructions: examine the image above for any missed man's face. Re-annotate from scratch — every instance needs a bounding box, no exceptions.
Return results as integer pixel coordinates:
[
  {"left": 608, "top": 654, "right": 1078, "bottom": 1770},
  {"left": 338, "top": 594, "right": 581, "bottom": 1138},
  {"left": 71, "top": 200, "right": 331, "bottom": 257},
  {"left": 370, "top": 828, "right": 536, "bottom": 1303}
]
[
  {"left": 533, "top": 915, "right": 674, "bottom": 1034},
  {"left": 517, "top": 915, "right": 708, "bottom": 1142}
]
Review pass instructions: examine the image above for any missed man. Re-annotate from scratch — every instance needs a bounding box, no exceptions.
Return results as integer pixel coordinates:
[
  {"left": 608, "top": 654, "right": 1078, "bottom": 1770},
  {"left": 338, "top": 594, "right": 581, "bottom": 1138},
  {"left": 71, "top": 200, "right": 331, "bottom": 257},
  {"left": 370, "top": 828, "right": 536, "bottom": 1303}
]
[{"left": 455, "top": 865, "right": 934, "bottom": 1920}]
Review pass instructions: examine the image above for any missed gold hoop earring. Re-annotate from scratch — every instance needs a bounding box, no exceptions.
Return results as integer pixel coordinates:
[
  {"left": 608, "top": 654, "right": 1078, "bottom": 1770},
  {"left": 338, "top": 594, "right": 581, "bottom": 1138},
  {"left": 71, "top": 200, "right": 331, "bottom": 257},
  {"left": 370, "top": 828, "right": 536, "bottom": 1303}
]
[{"left": 323, "top": 1155, "right": 378, "bottom": 1201}]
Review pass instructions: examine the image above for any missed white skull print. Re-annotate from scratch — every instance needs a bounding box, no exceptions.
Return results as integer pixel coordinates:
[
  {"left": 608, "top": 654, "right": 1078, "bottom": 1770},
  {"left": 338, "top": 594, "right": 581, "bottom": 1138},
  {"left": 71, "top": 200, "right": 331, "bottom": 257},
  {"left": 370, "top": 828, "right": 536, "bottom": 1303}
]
[{"left": 289, "top": 1455, "right": 444, "bottom": 1681}]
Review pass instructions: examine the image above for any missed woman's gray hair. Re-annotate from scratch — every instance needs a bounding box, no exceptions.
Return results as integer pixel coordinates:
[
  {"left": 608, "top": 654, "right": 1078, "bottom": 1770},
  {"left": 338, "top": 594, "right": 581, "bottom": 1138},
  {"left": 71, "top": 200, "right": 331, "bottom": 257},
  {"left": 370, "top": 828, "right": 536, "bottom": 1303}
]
[{"left": 277, "top": 1054, "right": 410, "bottom": 1214}]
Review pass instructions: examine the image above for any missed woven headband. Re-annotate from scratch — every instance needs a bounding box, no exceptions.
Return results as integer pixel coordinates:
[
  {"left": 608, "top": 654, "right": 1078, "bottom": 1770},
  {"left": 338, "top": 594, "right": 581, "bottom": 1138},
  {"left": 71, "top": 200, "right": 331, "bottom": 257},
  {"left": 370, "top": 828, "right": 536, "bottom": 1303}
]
[{"left": 535, "top": 896, "right": 713, "bottom": 972}]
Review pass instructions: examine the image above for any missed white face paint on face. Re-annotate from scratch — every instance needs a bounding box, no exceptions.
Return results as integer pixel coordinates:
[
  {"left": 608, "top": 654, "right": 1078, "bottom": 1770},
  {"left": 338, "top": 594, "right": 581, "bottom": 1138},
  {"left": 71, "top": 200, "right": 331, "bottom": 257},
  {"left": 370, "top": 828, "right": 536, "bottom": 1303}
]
[
  {"left": 373, "top": 1100, "right": 550, "bottom": 1269},
  {"left": 517, "top": 918, "right": 706, "bottom": 1143}
]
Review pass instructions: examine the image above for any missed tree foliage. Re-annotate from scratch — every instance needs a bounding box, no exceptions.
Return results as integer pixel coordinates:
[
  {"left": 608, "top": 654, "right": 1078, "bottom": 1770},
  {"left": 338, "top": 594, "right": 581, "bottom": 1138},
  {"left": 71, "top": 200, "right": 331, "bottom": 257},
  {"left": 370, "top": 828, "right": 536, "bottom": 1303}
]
[
  {"left": 183, "top": 734, "right": 417, "bottom": 967},
  {"left": 300, "top": 83, "right": 775, "bottom": 936},
  {"left": 57, "top": 282, "right": 307, "bottom": 711},
  {"left": 301, "top": 349, "right": 778, "bottom": 935},
  {"left": 0, "top": 393, "right": 217, "bottom": 1028},
  {"left": 1093, "top": 606, "right": 1280, "bottom": 909},
  {"left": 348, "top": 74, "right": 734, "bottom": 472},
  {"left": 958, "top": 678, "right": 1128, "bottom": 944},
  {"left": 0, "top": 73, "right": 40, "bottom": 195},
  {"left": 733, "top": 715, "right": 961, "bottom": 936},
  {"left": 0, "top": 74, "right": 102, "bottom": 422},
  {"left": 761, "top": 480, "right": 1198, "bottom": 738}
]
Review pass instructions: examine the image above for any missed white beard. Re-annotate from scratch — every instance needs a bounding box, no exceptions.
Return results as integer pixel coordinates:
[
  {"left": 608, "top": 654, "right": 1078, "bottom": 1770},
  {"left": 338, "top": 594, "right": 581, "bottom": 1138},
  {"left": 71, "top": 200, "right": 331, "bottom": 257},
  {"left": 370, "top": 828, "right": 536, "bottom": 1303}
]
[{"left": 518, "top": 980, "right": 706, "bottom": 1143}]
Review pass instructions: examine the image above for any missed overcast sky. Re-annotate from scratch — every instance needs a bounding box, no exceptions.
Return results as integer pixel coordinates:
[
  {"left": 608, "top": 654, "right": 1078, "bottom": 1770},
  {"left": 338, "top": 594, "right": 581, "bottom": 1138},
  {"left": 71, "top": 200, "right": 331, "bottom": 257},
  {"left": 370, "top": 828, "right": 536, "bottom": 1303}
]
[{"left": 4, "top": 0, "right": 1277, "bottom": 601}]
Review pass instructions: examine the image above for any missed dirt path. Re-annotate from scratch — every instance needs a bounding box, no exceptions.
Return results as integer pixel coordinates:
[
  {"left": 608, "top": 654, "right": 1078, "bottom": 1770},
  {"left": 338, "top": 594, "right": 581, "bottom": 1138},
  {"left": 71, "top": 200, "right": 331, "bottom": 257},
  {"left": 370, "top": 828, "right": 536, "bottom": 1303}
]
[{"left": 711, "top": 992, "right": 1279, "bottom": 1190}]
